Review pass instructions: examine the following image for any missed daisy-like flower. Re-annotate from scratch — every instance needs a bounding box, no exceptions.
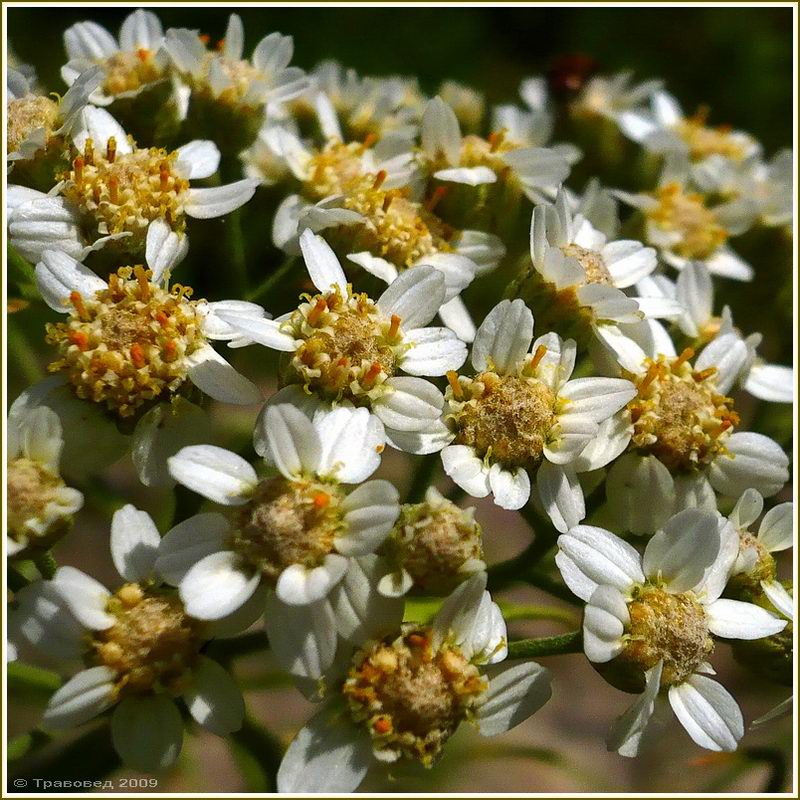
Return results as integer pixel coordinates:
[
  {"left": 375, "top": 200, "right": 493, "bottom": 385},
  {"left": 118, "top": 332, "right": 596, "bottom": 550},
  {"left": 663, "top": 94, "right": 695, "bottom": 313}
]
[
  {"left": 217, "top": 229, "right": 467, "bottom": 452},
  {"left": 16, "top": 505, "right": 253, "bottom": 772},
  {"left": 7, "top": 401, "right": 83, "bottom": 559},
  {"left": 569, "top": 71, "right": 662, "bottom": 127},
  {"left": 48, "top": 106, "right": 259, "bottom": 260},
  {"left": 7, "top": 65, "right": 101, "bottom": 173},
  {"left": 616, "top": 154, "right": 755, "bottom": 281},
  {"left": 527, "top": 188, "right": 682, "bottom": 367},
  {"left": 618, "top": 90, "right": 760, "bottom": 164},
  {"left": 60, "top": 10, "right": 169, "bottom": 107},
  {"left": 725, "top": 489, "right": 793, "bottom": 599},
  {"left": 440, "top": 298, "right": 637, "bottom": 521},
  {"left": 164, "top": 401, "right": 399, "bottom": 608},
  {"left": 438, "top": 80, "right": 485, "bottom": 133},
  {"left": 377, "top": 486, "right": 486, "bottom": 597},
  {"left": 29, "top": 220, "right": 263, "bottom": 484},
  {"left": 418, "top": 96, "right": 571, "bottom": 202},
  {"left": 603, "top": 340, "right": 789, "bottom": 534},
  {"left": 164, "top": 14, "right": 308, "bottom": 152},
  {"left": 555, "top": 508, "right": 787, "bottom": 756},
  {"left": 644, "top": 261, "right": 793, "bottom": 402},
  {"left": 277, "top": 572, "right": 552, "bottom": 792}
]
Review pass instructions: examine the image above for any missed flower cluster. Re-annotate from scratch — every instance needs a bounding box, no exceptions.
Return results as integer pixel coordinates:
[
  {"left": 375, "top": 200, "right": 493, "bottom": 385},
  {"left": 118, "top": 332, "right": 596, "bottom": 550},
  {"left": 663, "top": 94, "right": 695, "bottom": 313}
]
[{"left": 7, "top": 9, "right": 793, "bottom": 794}]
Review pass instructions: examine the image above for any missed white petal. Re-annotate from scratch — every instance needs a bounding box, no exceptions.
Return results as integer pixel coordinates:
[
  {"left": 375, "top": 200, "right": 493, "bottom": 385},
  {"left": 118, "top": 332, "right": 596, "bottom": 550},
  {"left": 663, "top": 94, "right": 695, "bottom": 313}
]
[
  {"left": 675, "top": 262, "right": 713, "bottom": 335},
  {"left": 421, "top": 96, "right": 461, "bottom": 164},
  {"left": 414, "top": 252, "right": 476, "bottom": 302},
  {"left": 437, "top": 295, "right": 477, "bottom": 343},
  {"left": 572, "top": 412, "right": 632, "bottom": 472},
  {"left": 477, "top": 662, "right": 552, "bottom": 736},
  {"left": 728, "top": 488, "right": 764, "bottom": 530},
  {"left": 252, "top": 31, "right": 294, "bottom": 75},
  {"left": 337, "top": 481, "right": 400, "bottom": 555},
  {"left": 642, "top": 509, "right": 721, "bottom": 593},
  {"left": 603, "top": 241, "right": 657, "bottom": 288},
  {"left": 119, "top": 9, "right": 163, "bottom": 50},
  {"left": 111, "top": 695, "right": 183, "bottom": 771},
  {"left": 330, "top": 554, "right": 405, "bottom": 643},
  {"left": 673, "top": 472, "right": 717, "bottom": 514},
  {"left": 35, "top": 250, "right": 106, "bottom": 312},
  {"left": 214, "top": 312, "right": 297, "bottom": 351},
  {"left": 744, "top": 363, "right": 794, "bottom": 403},
  {"left": 72, "top": 106, "right": 132, "bottom": 155},
  {"left": 168, "top": 445, "right": 257, "bottom": 505},
  {"left": 64, "top": 21, "right": 117, "bottom": 59},
  {"left": 110, "top": 505, "right": 160, "bottom": 583},
  {"left": 315, "top": 406, "right": 384, "bottom": 482},
  {"left": 180, "top": 551, "right": 260, "bottom": 620},
  {"left": 532, "top": 332, "right": 576, "bottom": 391},
  {"left": 705, "top": 598, "right": 786, "bottom": 640},
  {"left": 434, "top": 166, "right": 497, "bottom": 185},
  {"left": 377, "top": 265, "right": 446, "bottom": 329},
  {"left": 347, "top": 251, "right": 398, "bottom": 284},
  {"left": 471, "top": 299, "right": 533, "bottom": 374},
  {"left": 275, "top": 557, "right": 348, "bottom": 605},
  {"left": 175, "top": 140, "right": 220, "bottom": 180},
  {"left": 298, "top": 228, "right": 347, "bottom": 294},
  {"left": 262, "top": 403, "right": 321, "bottom": 479},
  {"left": 535, "top": 461, "right": 585, "bottom": 534},
  {"left": 401, "top": 327, "right": 467, "bottom": 376},
  {"left": 488, "top": 464, "right": 531, "bottom": 510},
  {"left": 184, "top": 657, "right": 244, "bottom": 735},
  {"left": 583, "top": 584, "right": 630, "bottom": 663},
  {"left": 606, "top": 454, "right": 676, "bottom": 535},
  {"left": 704, "top": 247, "right": 754, "bottom": 282},
  {"left": 760, "top": 580, "right": 794, "bottom": 620},
  {"left": 264, "top": 594, "right": 337, "bottom": 679},
  {"left": 556, "top": 525, "right": 643, "bottom": 602},
  {"left": 277, "top": 707, "right": 372, "bottom": 793},
  {"left": 43, "top": 667, "right": 116, "bottom": 729},
  {"left": 184, "top": 179, "right": 260, "bottom": 219},
  {"left": 695, "top": 333, "right": 749, "bottom": 395},
  {"left": 431, "top": 572, "right": 487, "bottom": 652},
  {"left": 155, "top": 512, "right": 230, "bottom": 586},
  {"left": 51, "top": 566, "right": 113, "bottom": 630},
  {"left": 559, "top": 377, "right": 636, "bottom": 423},
  {"left": 708, "top": 432, "right": 789, "bottom": 499},
  {"left": 145, "top": 219, "right": 188, "bottom": 281},
  {"left": 607, "top": 661, "right": 663, "bottom": 757},
  {"left": 373, "top": 377, "right": 444, "bottom": 432},
  {"left": 758, "top": 503, "right": 794, "bottom": 553},
  {"left": 441, "top": 445, "right": 491, "bottom": 498},
  {"left": 384, "top": 419, "right": 454, "bottom": 455},
  {"left": 668, "top": 675, "right": 743, "bottom": 752}
]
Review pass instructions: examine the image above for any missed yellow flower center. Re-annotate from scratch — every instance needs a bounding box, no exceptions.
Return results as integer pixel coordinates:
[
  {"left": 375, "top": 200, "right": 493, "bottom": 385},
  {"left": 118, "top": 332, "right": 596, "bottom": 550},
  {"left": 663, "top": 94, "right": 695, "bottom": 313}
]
[
  {"left": 45, "top": 266, "right": 205, "bottom": 418},
  {"left": 285, "top": 286, "right": 407, "bottom": 403},
  {"left": 7, "top": 458, "right": 71, "bottom": 545},
  {"left": 458, "top": 130, "right": 518, "bottom": 174},
  {"left": 627, "top": 349, "right": 738, "bottom": 472},
  {"left": 61, "top": 137, "right": 190, "bottom": 247},
  {"left": 94, "top": 584, "right": 203, "bottom": 696},
  {"left": 232, "top": 476, "right": 345, "bottom": 581},
  {"left": 447, "top": 367, "right": 556, "bottom": 469},
  {"left": 101, "top": 48, "right": 164, "bottom": 96},
  {"left": 646, "top": 182, "right": 728, "bottom": 260},
  {"left": 343, "top": 627, "right": 487, "bottom": 766},
  {"left": 675, "top": 108, "right": 750, "bottom": 162},
  {"left": 7, "top": 95, "right": 59, "bottom": 154},
  {"left": 560, "top": 243, "right": 614, "bottom": 285}
]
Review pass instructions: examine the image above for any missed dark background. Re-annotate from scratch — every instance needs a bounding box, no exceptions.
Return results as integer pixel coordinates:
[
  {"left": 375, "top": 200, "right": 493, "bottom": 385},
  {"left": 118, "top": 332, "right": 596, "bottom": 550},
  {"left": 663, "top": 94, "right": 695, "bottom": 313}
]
[{"left": 8, "top": 6, "right": 793, "bottom": 154}]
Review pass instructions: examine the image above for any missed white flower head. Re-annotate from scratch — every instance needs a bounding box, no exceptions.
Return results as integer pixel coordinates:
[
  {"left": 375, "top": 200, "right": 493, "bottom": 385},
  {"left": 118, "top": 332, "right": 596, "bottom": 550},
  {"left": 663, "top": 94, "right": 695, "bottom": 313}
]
[
  {"left": 165, "top": 400, "right": 400, "bottom": 610},
  {"left": 556, "top": 508, "right": 787, "bottom": 756},
  {"left": 441, "top": 298, "right": 637, "bottom": 526},
  {"left": 572, "top": 71, "right": 662, "bottom": 124},
  {"left": 277, "top": 572, "right": 552, "bottom": 792},
  {"left": 61, "top": 10, "right": 170, "bottom": 106},
  {"left": 7, "top": 401, "right": 83, "bottom": 558},
  {"left": 217, "top": 229, "right": 467, "bottom": 452},
  {"left": 15, "top": 505, "right": 252, "bottom": 772}
]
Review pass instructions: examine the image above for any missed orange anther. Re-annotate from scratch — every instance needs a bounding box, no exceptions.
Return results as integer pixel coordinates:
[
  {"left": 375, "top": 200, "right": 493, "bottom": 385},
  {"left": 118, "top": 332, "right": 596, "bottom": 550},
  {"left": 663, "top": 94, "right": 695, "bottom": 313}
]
[
  {"left": 362, "top": 132, "right": 378, "bottom": 149},
  {"left": 446, "top": 370, "right": 463, "bottom": 399},
  {"left": 163, "top": 340, "right": 178, "bottom": 361},
  {"left": 215, "top": 38, "right": 225, "bottom": 51},
  {"left": 156, "top": 310, "right": 170, "bottom": 327},
  {"left": 529, "top": 343, "right": 548, "bottom": 372},
  {"left": 372, "top": 169, "right": 387, "bottom": 190},
  {"left": 73, "top": 155, "right": 84, "bottom": 183},
  {"left": 673, "top": 347, "right": 695, "bottom": 369},
  {"left": 425, "top": 185, "right": 448, "bottom": 212},
  {"left": 638, "top": 362, "right": 660, "bottom": 394},
  {"left": 388, "top": 313, "right": 401, "bottom": 339},
  {"left": 199, "top": 33, "right": 210, "bottom": 44},
  {"left": 159, "top": 161, "right": 170, "bottom": 192},
  {"left": 363, "top": 361, "right": 383, "bottom": 387},
  {"left": 68, "top": 331, "right": 89, "bottom": 351},
  {"left": 106, "top": 137, "right": 117, "bottom": 163},
  {"left": 137, "top": 48, "right": 150, "bottom": 62},
  {"left": 693, "top": 367, "right": 716, "bottom": 382},
  {"left": 134, "top": 266, "right": 150, "bottom": 299},
  {"left": 307, "top": 297, "right": 328, "bottom": 326},
  {"left": 108, "top": 175, "right": 120, "bottom": 204},
  {"left": 488, "top": 129, "right": 505, "bottom": 152},
  {"left": 373, "top": 717, "right": 392, "bottom": 735},
  {"left": 84, "top": 137, "right": 94, "bottom": 165},
  {"left": 382, "top": 194, "right": 393, "bottom": 212},
  {"left": 407, "top": 632, "right": 427, "bottom": 648},
  {"left": 130, "top": 343, "right": 146, "bottom": 368},
  {"left": 69, "top": 291, "right": 88, "bottom": 320},
  {"left": 312, "top": 491, "right": 330, "bottom": 509},
  {"left": 92, "top": 185, "right": 101, "bottom": 204}
]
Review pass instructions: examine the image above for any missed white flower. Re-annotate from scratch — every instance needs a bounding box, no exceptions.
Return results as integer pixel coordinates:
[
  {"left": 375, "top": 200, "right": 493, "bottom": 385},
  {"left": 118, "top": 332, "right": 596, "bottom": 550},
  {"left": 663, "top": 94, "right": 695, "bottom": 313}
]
[
  {"left": 165, "top": 13, "right": 308, "bottom": 110},
  {"left": 164, "top": 401, "right": 399, "bottom": 609},
  {"left": 571, "top": 71, "right": 662, "bottom": 124},
  {"left": 15, "top": 505, "right": 252, "bottom": 772},
  {"left": 419, "top": 96, "right": 571, "bottom": 201},
  {"left": 216, "top": 229, "right": 466, "bottom": 452},
  {"left": 616, "top": 153, "right": 755, "bottom": 281},
  {"left": 555, "top": 508, "right": 787, "bottom": 756},
  {"left": 277, "top": 571, "right": 551, "bottom": 792},
  {"left": 7, "top": 65, "right": 102, "bottom": 168},
  {"left": 61, "top": 10, "right": 169, "bottom": 106},
  {"left": 440, "top": 298, "right": 637, "bottom": 524},
  {"left": 601, "top": 340, "right": 789, "bottom": 534},
  {"left": 27, "top": 221, "right": 263, "bottom": 485},
  {"left": 7, "top": 401, "right": 83, "bottom": 558},
  {"left": 619, "top": 90, "right": 760, "bottom": 164}
]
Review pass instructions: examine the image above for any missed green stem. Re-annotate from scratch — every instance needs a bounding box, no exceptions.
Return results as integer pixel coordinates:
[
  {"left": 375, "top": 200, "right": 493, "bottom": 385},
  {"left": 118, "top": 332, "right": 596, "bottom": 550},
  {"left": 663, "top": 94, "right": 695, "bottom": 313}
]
[
  {"left": 230, "top": 716, "right": 284, "bottom": 792},
  {"left": 8, "top": 243, "right": 40, "bottom": 300},
  {"left": 8, "top": 566, "right": 31, "bottom": 592},
  {"left": 506, "top": 630, "right": 583, "bottom": 659},
  {"left": 34, "top": 552, "right": 58, "bottom": 580},
  {"left": 405, "top": 453, "right": 440, "bottom": 503},
  {"left": 498, "top": 601, "right": 578, "bottom": 626},
  {"left": 8, "top": 662, "right": 63, "bottom": 694},
  {"left": 8, "top": 318, "right": 43, "bottom": 385},
  {"left": 246, "top": 257, "right": 297, "bottom": 303}
]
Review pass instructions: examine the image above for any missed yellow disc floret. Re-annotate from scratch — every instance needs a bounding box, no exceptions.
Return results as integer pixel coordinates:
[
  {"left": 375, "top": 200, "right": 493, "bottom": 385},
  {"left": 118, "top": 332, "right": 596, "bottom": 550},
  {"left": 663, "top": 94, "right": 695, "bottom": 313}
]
[
  {"left": 627, "top": 348, "right": 738, "bottom": 472},
  {"left": 674, "top": 107, "right": 751, "bottom": 162},
  {"left": 94, "top": 583, "right": 204, "bottom": 697},
  {"left": 101, "top": 48, "right": 164, "bottom": 96},
  {"left": 7, "top": 95, "right": 60, "bottom": 155},
  {"left": 45, "top": 266, "right": 205, "bottom": 417},
  {"left": 343, "top": 626, "right": 487, "bottom": 766},
  {"left": 232, "top": 476, "right": 345, "bottom": 582},
  {"left": 561, "top": 243, "right": 614, "bottom": 285}
]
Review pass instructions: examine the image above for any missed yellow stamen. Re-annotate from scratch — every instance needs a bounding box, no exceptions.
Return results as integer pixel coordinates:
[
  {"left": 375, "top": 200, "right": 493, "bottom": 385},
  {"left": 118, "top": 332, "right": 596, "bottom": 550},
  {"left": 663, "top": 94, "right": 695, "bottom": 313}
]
[
  {"left": 388, "top": 313, "right": 402, "bottom": 340},
  {"left": 447, "top": 370, "right": 463, "bottom": 399}
]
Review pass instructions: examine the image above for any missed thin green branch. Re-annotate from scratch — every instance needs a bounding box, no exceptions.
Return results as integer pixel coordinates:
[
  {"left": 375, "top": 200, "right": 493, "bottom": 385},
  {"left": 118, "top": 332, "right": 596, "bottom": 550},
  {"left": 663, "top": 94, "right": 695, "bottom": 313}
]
[
  {"left": 498, "top": 600, "right": 578, "bottom": 626},
  {"left": 506, "top": 630, "right": 583, "bottom": 659},
  {"left": 246, "top": 257, "right": 297, "bottom": 303},
  {"left": 7, "top": 662, "right": 63, "bottom": 694},
  {"left": 34, "top": 552, "right": 58, "bottom": 580},
  {"left": 405, "top": 453, "right": 440, "bottom": 503}
]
